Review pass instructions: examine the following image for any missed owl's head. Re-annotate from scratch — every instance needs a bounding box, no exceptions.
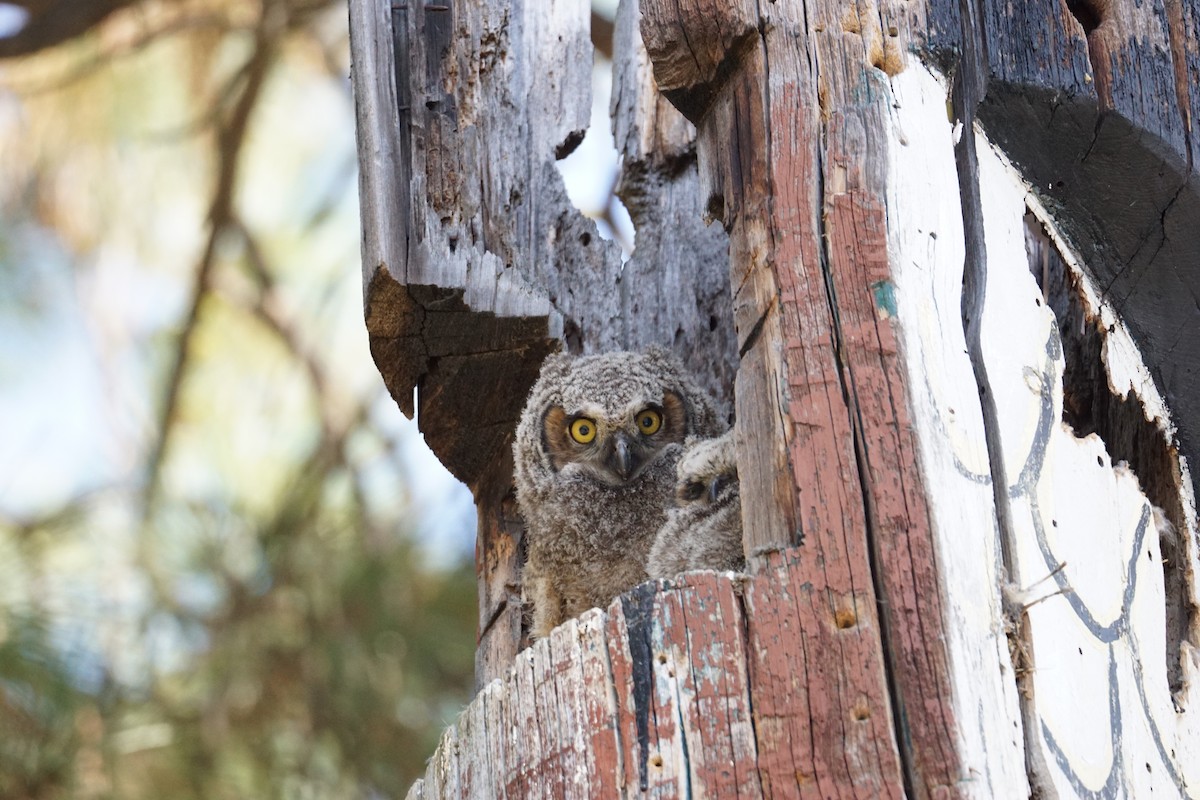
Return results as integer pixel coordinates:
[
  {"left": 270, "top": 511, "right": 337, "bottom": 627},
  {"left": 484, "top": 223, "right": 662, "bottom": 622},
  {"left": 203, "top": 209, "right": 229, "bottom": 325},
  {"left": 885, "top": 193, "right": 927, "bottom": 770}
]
[
  {"left": 674, "top": 431, "right": 739, "bottom": 506},
  {"left": 542, "top": 392, "right": 687, "bottom": 486},
  {"left": 518, "top": 348, "right": 721, "bottom": 488}
]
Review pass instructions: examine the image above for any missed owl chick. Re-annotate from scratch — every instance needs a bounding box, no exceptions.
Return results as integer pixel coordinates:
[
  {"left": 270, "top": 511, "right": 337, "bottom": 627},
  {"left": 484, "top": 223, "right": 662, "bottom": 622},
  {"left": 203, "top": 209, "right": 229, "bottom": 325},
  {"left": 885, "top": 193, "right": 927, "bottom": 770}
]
[
  {"left": 513, "top": 348, "right": 723, "bottom": 639},
  {"left": 647, "top": 430, "right": 744, "bottom": 577}
]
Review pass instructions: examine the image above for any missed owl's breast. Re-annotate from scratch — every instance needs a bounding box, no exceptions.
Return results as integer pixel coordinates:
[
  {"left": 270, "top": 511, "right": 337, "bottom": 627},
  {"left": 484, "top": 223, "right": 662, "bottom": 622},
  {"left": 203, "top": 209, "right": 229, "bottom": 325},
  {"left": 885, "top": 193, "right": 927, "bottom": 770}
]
[{"left": 527, "top": 444, "right": 681, "bottom": 563}]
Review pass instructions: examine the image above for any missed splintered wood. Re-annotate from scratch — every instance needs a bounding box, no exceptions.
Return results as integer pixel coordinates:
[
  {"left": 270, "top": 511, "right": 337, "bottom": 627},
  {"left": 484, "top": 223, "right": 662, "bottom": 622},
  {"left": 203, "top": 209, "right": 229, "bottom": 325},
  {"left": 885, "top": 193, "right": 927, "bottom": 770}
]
[
  {"left": 638, "top": 0, "right": 958, "bottom": 796},
  {"left": 350, "top": 0, "right": 1200, "bottom": 795},
  {"left": 349, "top": 0, "right": 738, "bottom": 687},
  {"left": 408, "top": 571, "right": 762, "bottom": 799}
]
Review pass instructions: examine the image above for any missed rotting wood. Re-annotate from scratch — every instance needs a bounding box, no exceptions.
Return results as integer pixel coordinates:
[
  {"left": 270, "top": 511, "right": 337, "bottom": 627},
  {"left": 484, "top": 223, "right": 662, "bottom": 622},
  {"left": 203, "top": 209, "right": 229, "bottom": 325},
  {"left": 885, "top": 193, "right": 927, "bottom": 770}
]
[
  {"left": 1026, "top": 214, "right": 1197, "bottom": 699},
  {"left": 409, "top": 567, "right": 823, "bottom": 798},
  {"left": 348, "top": 0, "right": 1200, "bottom": 795},
  {"left": 610, "top": 0, "right": 737, "bottom": 421},
  {"left": 970, "top": 134, "right": 1200, "bottom": 797},
  {"left": 348, "top": 0, "right": 736, "bottom": 687}
]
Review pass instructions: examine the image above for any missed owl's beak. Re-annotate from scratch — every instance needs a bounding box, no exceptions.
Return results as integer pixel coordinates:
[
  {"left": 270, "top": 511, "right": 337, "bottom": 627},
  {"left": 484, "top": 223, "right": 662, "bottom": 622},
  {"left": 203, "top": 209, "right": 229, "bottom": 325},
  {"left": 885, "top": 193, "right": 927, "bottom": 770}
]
[{"left": 612, "top": 435, "right": 637, "bottom": 482}]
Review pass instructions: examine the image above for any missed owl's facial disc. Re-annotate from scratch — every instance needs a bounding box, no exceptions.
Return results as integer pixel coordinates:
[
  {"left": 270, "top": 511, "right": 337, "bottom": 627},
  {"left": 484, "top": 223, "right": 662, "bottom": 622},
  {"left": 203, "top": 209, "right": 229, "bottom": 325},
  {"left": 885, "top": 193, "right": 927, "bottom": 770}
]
[{"left": 542, "top": 393, "right": 688, "bottom": 486}]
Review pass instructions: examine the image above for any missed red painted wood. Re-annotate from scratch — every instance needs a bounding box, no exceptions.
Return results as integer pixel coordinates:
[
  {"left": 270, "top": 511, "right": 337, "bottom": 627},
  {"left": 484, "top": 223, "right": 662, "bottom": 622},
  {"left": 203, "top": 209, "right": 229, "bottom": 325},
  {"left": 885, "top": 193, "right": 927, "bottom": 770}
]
[
  {"left": 634, "top": 1, "right": 966, "bottom": 796},
  {"left": 548, "top": 622, "right": 590, "bottom": 797},
  {"left": 667, "top": 573, "right": 762, "bottom": 798},
  {"left": 741, "top": 552, "right": 902, "bottom": 799},
  {"left": 576, "top": 611, "right": 623, "bottom": 797},
  {"left": 821, "top": 104, "right": 962, "bottom": 794},
  {"left": 531, "top": 639, "right": 568, "bottom": 799},
  {"left": 638, "top": 1, "right": 913, "bottom": 794},
  {"left": 604, "top": 599, "right": 646, "bottom": 794}
]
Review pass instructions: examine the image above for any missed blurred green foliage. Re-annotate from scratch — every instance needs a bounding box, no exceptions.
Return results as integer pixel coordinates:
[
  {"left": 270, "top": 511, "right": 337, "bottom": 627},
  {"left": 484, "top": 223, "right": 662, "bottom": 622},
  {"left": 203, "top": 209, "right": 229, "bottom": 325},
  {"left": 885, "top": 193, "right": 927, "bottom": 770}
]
[{"left": 0, "top": 1, "right": 477, "bottom": 797}]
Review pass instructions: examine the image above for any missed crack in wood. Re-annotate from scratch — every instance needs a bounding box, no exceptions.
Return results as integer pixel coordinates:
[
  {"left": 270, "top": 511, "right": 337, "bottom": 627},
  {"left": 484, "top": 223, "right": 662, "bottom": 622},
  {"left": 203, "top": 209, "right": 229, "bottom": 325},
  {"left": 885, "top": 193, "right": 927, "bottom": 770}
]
[
  {"left": 1162, "top": 0, "right": 1194, "bottom": 173},
  {"left": 949, "top": 1, "right": 1057, "bottom": 795},
  {"left": 620, "top": 584, "right": 659, "bottom": 791},
  {"left": 1063, "top": 0, "right": 1112, "bottom": 112},
  {"left": 736, "top": 296, "right": 774, "bottom": 358}
]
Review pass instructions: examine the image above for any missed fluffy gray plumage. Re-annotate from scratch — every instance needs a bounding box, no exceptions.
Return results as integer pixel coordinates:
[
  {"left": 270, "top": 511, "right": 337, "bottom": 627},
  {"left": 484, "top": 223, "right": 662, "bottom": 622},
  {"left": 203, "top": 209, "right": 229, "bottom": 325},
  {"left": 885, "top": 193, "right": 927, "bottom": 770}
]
[
  {"left": 647, "top": 430, "right": 744, "bottom": 577},
  {"left": 513, "top": 347, "right": 722, "bottom": 638}
]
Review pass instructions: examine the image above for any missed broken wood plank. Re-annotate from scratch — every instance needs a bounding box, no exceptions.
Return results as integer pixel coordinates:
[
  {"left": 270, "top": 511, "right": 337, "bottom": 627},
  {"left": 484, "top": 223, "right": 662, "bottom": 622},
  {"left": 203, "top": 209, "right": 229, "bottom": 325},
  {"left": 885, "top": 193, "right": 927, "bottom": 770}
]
[
  {"left": 346, "top": 0, "right": 1200, "bottom": 796},
  {"left": 349, "top": 0, "right": 740, "bottom": 685},
  {"left": 610, "top": 0, "right": 737, "bottom": 421}
]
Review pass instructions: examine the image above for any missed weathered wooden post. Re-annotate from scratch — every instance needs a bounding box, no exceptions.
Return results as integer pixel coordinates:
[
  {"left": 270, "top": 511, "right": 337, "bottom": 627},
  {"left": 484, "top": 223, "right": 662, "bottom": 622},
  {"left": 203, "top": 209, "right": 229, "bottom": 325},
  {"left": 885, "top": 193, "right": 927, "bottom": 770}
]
[{"left": 349, "top": 0, "right": 1200, "bottom": 795}]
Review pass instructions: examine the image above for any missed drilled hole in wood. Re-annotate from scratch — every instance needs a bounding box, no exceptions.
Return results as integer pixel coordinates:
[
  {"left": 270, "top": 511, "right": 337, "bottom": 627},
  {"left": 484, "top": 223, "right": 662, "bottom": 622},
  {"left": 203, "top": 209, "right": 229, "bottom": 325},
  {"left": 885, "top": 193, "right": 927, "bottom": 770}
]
[
  {"left": 1025, "top": 213, "right": 1196, "bottom": 699},
  {"left": 869, "top": 46, "right": 885, "bottom": 72},
  {"left": 704, "top": 193, "right": 725, "bottom": 225},
  {"left": 650, "top": 755, "right": 663, "bottom": 768},
  {"left": 852, "top": 703, "right": 871, "bottom": 721},
  {"left": 834, "top": 608, "right": 857, "bottom": 629},
  {"left": 656, "top": 652, "right": 668, "bottom": 665}
]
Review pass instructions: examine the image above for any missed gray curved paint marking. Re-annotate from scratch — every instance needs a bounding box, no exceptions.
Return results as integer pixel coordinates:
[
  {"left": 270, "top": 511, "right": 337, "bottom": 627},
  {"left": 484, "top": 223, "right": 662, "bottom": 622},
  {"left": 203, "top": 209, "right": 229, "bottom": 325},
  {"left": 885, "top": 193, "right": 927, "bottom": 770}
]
[{"left": 1009, "top": 332, "right": 1188, "bottom": 796}]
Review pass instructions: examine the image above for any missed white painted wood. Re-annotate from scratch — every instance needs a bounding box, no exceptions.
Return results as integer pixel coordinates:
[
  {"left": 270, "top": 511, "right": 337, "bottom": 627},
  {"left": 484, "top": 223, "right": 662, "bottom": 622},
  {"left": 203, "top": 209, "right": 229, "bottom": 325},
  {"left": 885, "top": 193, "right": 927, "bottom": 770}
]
[
  {"left": 1023, "top": 193, "right": 1200, "bottom": 545},
  {"left": 974, "top": 130, "right": 1200, "bottom": 798},
  {"left": 883, "top": 58, "right": 1200, "bottom": 798},
  {"left": 548, "top": 620, "right": 592, "bottom": 797},
  {"left": 885, "top": 62, "right": 1031, "bottom": 798}
]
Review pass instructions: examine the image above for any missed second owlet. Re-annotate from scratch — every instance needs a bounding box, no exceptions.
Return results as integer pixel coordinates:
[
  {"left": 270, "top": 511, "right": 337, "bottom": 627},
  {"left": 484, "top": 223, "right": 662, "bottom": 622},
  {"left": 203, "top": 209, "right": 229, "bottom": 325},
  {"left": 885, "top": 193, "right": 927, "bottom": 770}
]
[
  {"left": 513, "top": 348, "right": 722, "bottom": 639},
  {"left": 647, "top": 430, "right": 744, "bottom": 578}
]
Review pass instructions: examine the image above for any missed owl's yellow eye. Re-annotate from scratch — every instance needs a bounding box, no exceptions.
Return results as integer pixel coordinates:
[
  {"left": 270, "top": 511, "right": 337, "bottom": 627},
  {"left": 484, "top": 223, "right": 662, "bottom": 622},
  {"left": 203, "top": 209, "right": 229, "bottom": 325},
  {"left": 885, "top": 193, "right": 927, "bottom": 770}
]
[
  {"left": 569, "top": 417, "right": 597, "bottom": 444},
  {"left": 636, "top": 409, "right": 662, "bottom": 435}
]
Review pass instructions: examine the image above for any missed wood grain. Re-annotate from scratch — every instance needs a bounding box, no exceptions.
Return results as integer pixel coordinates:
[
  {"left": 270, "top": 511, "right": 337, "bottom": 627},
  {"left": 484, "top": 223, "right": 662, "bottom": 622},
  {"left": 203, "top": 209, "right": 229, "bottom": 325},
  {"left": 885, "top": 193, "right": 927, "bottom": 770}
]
[
  {"left": 813, "top": 15, "right": 962, "bottom": 791},
  {"left": 352, "top": 0, "right": 1200, "bottom": 795},
  {"left": 349, "top": 0, "right": 739, "bottom": 685},
  {"left": 638, "top": 1, "right": 964, "bottom": 795},
  {"left": 411, "top": 562, "right": 954, "bottom": 798},
  {"left": 610, "top": 0, "right": 738, "bottom": 422}
]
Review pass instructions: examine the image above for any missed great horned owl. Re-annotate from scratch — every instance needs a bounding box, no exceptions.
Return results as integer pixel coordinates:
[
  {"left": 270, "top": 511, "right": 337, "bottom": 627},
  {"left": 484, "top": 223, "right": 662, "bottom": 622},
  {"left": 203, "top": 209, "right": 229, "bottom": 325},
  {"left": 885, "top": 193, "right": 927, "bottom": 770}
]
[
  {"left": 647, "top": 430, "right": 744, "bottom": 577},
  {"left": 513, "top": 348, "right": 722, "bottom": 638}
]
